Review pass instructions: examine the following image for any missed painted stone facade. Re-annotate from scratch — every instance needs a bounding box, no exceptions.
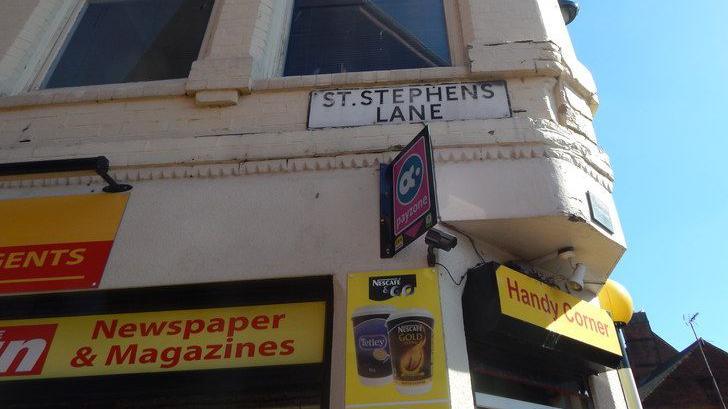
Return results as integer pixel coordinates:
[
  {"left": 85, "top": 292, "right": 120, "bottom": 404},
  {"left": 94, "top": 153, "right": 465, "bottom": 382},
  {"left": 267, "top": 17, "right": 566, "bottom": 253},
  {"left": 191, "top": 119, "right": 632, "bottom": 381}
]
[{"left": 0, "top": 1, "right": 630, "bottom": 408}]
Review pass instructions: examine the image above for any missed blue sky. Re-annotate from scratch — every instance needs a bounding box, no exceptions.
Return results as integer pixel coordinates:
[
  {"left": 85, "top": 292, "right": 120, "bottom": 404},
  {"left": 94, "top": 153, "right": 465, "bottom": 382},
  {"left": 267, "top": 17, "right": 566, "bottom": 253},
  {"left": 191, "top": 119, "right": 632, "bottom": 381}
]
[{"left": 569, "top": 1, "right": 728, "bottom": 351}]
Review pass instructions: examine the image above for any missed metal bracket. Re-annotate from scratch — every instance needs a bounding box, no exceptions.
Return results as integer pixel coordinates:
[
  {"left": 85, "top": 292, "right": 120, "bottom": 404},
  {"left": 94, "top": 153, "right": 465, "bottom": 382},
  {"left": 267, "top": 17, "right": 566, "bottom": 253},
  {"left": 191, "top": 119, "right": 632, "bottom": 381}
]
[
  {"left": 0, "top": 156, "right": 132, "bottom": 193},
  {"left": 94, "top": 157, "right": 132, "bottom": 193}
]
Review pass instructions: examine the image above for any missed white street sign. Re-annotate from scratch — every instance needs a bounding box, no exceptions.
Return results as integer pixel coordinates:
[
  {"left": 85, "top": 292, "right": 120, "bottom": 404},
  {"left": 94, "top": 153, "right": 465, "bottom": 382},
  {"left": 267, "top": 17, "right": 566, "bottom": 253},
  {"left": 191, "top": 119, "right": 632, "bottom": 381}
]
[{"left": 308, "top": 81, "right": 511, "bottom": 129}]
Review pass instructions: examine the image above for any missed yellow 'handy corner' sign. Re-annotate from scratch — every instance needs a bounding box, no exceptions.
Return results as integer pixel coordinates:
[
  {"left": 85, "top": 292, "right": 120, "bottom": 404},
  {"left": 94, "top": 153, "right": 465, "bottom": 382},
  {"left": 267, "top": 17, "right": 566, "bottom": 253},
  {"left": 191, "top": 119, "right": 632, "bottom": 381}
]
[{"left": 496, "top": 266, "right": 622, "bottom": 356}]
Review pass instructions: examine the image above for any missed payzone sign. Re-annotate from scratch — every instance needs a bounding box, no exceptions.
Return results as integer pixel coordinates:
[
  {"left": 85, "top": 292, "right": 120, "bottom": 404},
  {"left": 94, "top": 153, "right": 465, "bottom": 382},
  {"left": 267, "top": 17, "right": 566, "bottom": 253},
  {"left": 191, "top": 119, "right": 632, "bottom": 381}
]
[
  {"left": 393, "top": 140, "right": 430, "bottom": 235},
  {"left": 380, "top": 126, "right": 438, "bottom": 258}
]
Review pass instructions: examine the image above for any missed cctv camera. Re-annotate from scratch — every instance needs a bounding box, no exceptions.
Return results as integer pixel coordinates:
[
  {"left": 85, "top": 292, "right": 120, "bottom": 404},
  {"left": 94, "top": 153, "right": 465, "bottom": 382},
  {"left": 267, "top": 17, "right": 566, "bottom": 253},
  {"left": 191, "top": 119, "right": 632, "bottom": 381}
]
[
  {"left": 568, "top": 263, "right": 587, "bottom": 292},
  {"left": 425, "top": 228, "right": 457, "bottom": 252}
]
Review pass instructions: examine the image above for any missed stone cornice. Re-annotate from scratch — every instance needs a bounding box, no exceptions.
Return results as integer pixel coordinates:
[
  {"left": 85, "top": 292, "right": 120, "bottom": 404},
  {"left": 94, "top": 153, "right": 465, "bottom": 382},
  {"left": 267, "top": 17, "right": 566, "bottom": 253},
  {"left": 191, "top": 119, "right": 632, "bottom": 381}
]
[{"left": 0, "top": 141, "right": 614, "bottom": 192}]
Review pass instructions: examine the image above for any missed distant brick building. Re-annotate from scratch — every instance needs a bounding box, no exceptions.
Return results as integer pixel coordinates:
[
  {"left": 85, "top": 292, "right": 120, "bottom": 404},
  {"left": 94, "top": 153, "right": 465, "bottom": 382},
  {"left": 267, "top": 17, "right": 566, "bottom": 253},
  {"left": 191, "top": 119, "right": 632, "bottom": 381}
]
[
  {"left": 622, "top": 312, "right": 679, "bottom": 384},
  {"left": 623, "top": 312, "right": 728, "bottom": 409}
]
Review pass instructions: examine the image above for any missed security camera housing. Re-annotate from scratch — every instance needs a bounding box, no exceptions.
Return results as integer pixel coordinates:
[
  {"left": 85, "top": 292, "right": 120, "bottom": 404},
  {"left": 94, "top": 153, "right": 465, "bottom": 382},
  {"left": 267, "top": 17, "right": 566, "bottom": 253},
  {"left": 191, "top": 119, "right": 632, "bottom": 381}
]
[{"left": 425, "top": 228, "right": 458, "bottom": 252}]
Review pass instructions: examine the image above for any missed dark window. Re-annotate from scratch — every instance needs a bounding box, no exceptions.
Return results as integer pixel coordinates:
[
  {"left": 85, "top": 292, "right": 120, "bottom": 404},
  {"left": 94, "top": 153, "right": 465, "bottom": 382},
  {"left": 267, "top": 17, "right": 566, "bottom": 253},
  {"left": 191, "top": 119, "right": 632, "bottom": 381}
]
[
  {"left": 462, "top": 263, "right": 597, "bottom": 409},
  {"left": 469, "top": 342, "right": 593, "bottom": 409},
  {"left": 284, "top": 0, "right": 451, "bottom": 76},
  {"left": 44, "top": 0, "right": 215, "bottom": 89}
]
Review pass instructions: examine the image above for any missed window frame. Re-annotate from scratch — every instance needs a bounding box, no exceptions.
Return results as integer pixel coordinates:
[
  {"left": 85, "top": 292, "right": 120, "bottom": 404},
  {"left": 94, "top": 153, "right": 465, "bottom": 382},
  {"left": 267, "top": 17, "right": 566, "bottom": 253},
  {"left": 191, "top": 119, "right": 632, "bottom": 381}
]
[
  {"left": 443, "top": 0, "right": 467, "bottom": 67},
  {"left": 476, "top": 392, "right": 568, "bottom": 409},
  {"left": 279, "top": 0, "right": 466, "bottom": 77},
  {"left": 29, "top": 0, "right": 220, "bottom": 91}
]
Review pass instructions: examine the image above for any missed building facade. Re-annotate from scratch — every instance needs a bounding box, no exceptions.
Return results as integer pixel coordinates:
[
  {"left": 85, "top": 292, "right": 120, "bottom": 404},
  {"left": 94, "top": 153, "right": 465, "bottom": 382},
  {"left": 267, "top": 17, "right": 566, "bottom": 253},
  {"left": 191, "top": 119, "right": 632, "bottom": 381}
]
[{"left": 0, "top": 1, "right": 631, "bottom": 408}]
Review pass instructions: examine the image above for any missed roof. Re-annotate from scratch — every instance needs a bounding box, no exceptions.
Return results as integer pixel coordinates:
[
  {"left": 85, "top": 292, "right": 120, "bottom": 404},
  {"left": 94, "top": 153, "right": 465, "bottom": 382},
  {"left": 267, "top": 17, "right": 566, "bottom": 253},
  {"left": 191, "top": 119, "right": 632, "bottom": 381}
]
[
  {"left": 622, "top": 311, "right": 680, "bottom": 384},
  {"left": 638, "top": 338, "right": 728, "bottom": 401},
  {"left": 638, "top": 339, "right": 701, "bottom": 399}
]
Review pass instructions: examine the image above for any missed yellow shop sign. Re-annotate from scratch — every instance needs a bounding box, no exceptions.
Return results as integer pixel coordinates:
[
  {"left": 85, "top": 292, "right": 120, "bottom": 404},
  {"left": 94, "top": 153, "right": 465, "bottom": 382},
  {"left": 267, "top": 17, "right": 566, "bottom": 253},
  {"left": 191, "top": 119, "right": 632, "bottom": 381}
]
[
  {"left": 496, "top": 266, "right": 621, "bottom": 356},
  {"left": 0, "top": 193, "right": 128, "bottom": 294},
  {"left": 0, "top": 301, "right": 326, "bottom": 380}
]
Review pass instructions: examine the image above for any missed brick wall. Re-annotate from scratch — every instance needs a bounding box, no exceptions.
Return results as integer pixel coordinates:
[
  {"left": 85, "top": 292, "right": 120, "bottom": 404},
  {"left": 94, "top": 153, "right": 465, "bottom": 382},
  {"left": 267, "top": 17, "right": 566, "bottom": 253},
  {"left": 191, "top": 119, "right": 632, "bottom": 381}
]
[
  {"left": 623, "top": 312, "right": 679, "bottom": 384},
  {"left": 643, "top": 342, "right": 728, "bottom": 409}
]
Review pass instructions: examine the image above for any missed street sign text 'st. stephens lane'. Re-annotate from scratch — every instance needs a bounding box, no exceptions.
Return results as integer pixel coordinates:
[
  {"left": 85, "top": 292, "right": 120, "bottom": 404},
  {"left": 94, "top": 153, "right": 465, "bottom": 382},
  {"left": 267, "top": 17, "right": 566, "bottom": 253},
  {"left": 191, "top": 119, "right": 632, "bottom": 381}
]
[{"left": 308, "top": 81, "right": 511, "bottom": 129}]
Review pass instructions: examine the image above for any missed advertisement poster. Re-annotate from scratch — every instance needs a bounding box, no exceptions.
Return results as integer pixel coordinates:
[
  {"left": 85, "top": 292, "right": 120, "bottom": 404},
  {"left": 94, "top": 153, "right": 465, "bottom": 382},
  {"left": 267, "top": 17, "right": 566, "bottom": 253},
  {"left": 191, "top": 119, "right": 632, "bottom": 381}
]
[
  {"left": 346, "top": 268, "right": 450, "bottom": 409},
  {"left": 0, "top": 193, "right": 128, "bottom": 294},
  {"left": 0, "top": 301, "right": 326, "bottom": 380}
]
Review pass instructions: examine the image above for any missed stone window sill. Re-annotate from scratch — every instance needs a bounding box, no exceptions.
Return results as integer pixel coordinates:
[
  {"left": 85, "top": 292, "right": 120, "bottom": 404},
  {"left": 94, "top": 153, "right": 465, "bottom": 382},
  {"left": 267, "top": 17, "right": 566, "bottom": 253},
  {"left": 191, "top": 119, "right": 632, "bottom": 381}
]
[
  {"left": 0, "top": 79, "right": 188, "bottom": 110},
  {"left": 0, "top": 66, "right": 477, "bottom": 110},
  {"left": 251, "top": 66, "right": 471, "bottom": 92}
]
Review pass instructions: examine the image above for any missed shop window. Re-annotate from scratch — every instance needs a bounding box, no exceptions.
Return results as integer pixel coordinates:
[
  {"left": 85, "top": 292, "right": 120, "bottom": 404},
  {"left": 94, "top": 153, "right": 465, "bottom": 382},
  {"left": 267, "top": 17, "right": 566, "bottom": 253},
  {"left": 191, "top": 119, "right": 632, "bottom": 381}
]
[
  {"left": 284, "top": 0, "right": 451, "bottom": 76},
  {"left": 468, "top": 342, "right": 593, "bottom": 409},
  {"left": 461, "top": 263, "right": 608, "bottom": 409},
  {"left": 43, "top": 0, "right": 215, "bottom": 89}
]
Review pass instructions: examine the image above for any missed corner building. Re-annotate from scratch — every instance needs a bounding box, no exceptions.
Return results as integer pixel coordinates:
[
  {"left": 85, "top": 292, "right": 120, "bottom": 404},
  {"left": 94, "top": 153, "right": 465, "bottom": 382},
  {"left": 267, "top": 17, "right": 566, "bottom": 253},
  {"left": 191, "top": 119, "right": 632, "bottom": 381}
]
[{"left": 0, "top": 1, "right": 631, "bottom": 409}]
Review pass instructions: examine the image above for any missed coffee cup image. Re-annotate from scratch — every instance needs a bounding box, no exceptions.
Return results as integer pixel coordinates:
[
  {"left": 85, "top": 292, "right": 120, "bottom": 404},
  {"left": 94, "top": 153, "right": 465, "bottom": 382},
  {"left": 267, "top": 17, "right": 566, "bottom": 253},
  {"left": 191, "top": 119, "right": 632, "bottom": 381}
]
[
  {"left": 352, "top": 306, "right": 396, "bottom": 386},
  {"left": 386, "top": 309, "right": 434, "bottom": 395}
]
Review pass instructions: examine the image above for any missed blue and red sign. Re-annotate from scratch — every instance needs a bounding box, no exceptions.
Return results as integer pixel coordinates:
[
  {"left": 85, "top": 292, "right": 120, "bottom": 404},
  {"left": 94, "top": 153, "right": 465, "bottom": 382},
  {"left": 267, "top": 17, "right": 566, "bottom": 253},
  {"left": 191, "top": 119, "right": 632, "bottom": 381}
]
[{"left": 380, "top": 126, "right": 438, "bottom": 258}]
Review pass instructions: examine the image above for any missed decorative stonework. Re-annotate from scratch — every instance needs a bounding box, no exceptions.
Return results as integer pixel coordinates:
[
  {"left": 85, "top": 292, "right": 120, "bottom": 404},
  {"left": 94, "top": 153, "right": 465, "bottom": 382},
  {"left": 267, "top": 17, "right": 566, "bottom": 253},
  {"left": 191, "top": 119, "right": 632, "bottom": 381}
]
[{"left": 0, "top": 141, "right": 614, "bottom": 192}]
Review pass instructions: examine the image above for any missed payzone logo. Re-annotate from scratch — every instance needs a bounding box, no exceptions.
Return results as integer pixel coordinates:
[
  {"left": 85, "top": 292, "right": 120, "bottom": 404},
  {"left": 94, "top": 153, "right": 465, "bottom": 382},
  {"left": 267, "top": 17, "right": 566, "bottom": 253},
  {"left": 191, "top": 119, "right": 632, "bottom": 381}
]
[
  {"left": 0, "top": 324, "right": 57, "bottom": 376},
  {"left": 396, "top": 154, "right": 424, "bottom": 205}
]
